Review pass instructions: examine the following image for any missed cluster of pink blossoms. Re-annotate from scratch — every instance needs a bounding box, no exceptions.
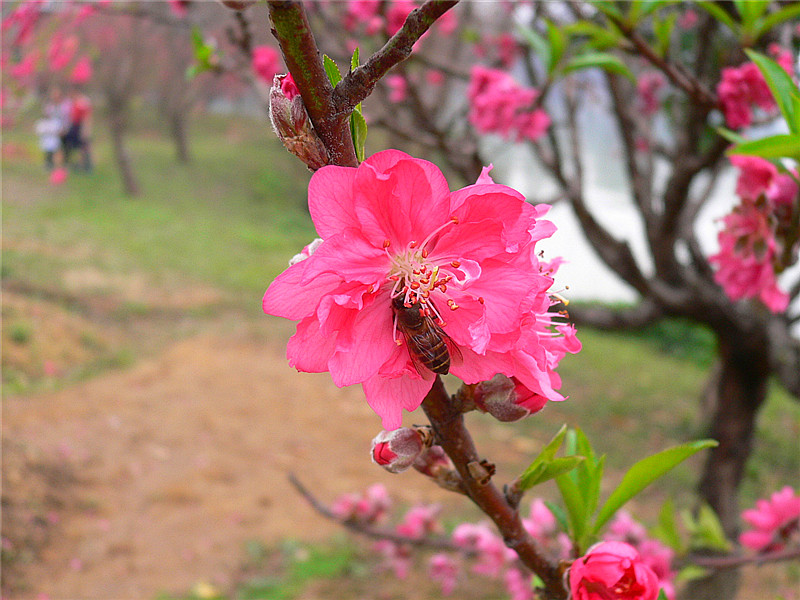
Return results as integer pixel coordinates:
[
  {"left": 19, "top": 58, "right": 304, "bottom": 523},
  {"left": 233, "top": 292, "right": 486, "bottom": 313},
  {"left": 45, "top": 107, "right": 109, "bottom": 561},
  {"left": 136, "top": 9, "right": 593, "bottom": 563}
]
[
  {"left": 467, "top": 66, "right": 551, "bottom": 143},
  {"left": 263, "top": 150, "right": 579, "bottom": 430},
  {"left": 332, "top": 485, "right": 671, "bottom": 599},
  {"left": 739, "top": 486, "right": 800, "bottom": 553},
  {"left": 709, "top": 155, "right": 798, "bottom": 313},
  {"left": 717, "top": 44, "right": 794, "bottom": 129}
]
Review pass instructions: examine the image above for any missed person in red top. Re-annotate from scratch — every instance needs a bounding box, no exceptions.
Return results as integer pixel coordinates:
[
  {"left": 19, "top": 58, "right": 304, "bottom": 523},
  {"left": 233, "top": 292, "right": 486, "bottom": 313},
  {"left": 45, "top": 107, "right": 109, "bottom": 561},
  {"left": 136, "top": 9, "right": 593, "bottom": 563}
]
[{"left": 63, "top": 86, "right": 93, "bottom": 172}]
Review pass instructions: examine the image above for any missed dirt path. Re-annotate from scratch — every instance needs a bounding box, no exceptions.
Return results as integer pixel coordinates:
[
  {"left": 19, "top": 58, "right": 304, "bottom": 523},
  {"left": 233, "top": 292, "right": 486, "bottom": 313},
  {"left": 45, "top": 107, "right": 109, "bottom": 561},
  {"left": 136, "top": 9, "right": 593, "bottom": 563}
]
[{"left": 3, "top": 334, "right": 466, "bottom": 600}]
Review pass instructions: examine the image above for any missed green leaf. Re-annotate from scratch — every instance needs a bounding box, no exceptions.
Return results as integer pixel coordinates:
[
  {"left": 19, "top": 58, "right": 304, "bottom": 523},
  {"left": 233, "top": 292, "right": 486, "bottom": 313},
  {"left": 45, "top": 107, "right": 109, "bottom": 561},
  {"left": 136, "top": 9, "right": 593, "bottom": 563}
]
[
  {"left": 520, "top": 456, "right": 586, "bottom": 489},
  {"left": 323, "top": 54, "right": 342, "bottom": 87},
  {"left": 791, "top": 92, "right": 800, "bottom": 134},
  {"left": 651, "top": 498, "right": 683, "bottom": 551},
  {"left": 564, "top": 21, "right": 621, "bottom": 51},
  {"left": 594, "top": 439, "right": 717, "bottom": 532},
  {"left": 733, "top": 0, "right": 768, "bottom": 29},
  {"left": 640, "top": 0, "right": 674, "bottom": 17},
  {"left": 589, "top": 0, "right": 624, "bottom": 20},
  {"left": 545, "top": 500, "right": 569, "bottom": 533},
  {"left": 546, "top": 21, "right": 567, "bottom": 71},
  {"left": 563, "top": 52, "right": 635, "bottom": 81},
  {"left": 727, "top": 134, "right": 800, "bottom": 161},
  {"left": 517, "top": 24, "right": 551, "bottom": 72},
  {"left": 696, "top": 1, "right": 739, "bottom": 33},
  {"left": 556, "top": 472, "right": 588, "bottom": 542},
  {"left": 350, "top": 47, "right": 360, "bottom": 72},
  {"left": 653, "top": 12, "right": 677, "bottom": 57},
  {"left": 745, "top": 50, "right": 799, "bottom": 131},
  {"left": 349, "top": 110, "right": 368, "bottom": 163},
  {"left": 675, "top": 564, "right": 712, "bottom": 582},
  {"left": 656, "top": 590, "right": 670, "bottom": 600},
  {"left": 754, "top": 3, "right": 800, "bottom": 40},
  {"left": 518, "top": 425, "right": 568, "bottom": 490},
  {"left": 682, "top": 504, "right": 732, "bottom": 552},
  {"left": 716, "top": 127, "right": 748, "bottom": 145}
]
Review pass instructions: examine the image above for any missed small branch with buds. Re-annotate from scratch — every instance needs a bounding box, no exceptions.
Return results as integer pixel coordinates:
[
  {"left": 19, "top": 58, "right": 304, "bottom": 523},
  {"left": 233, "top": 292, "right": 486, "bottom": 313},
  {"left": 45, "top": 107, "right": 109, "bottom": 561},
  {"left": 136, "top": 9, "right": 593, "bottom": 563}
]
[
  {"left": 288, "top": 473, "right": 471, "bottom": 554},
  {"left": 421, "top": 377, "right": 568, "bottom": 599}
]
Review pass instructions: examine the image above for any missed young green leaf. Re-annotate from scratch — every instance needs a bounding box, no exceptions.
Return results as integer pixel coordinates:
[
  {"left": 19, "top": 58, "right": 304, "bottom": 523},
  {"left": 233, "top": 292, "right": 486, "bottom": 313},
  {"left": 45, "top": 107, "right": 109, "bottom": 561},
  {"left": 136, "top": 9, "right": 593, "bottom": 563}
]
[
  {"left": 556, "top": 472, "right": 588, "bottom": 543},
  {"left": 517, "top": 424, "right": 569, "bottom": 490},
  {"left": 733, "top": 0, "right": 768, "bottom": 30},
  {"left": 519, "top": 456, "right": 586, "bottom": 490},
  {"left": 754, "top": 3, "right": 800, "bottom": 41},
  {"left": 564, "top": 21, "right": 621, "bottom": 51},
  {"left": 593, "top": 439, "right": 717, "bottom": 532},
  {"left": 546, "top": 21, "right": 567, "bottom": 71},
  {"left": 323, "top": 54, "right": 342, "bottom": 87},
  {"left": 350, "top": 110, "right": 368, "bottom": 163},
  {"left": 656, "top": 590, "right": 670, "bottom": 600},
  {"left": 545, "top": 500, "right": 570, "bottom": 533},
  {"left": 696, "top": 1, "right": 739, "bottom": 33},
  {"left": 589, "top": 0, "right": 624, "bottom": 20},
  {"left": 653, "top": 12, "right": 677, "bottom": 57},
  {"left": 517, "top": 24, "right": 551, "bottom": 73},
  {"left": 675, "top": 564, "right": 711, "bottom": 582},
  {"left": 745, "top": 50, "right": 798, "bottom": 130},
  {"left": 681, "top": 504, "right": 732, "bottom": 552},
  {"left": 563, "top": 52, "right": 635, "bottom": 81},
  {"left": 651, "top": 498, "right": 684, "bottom": 552},
  {"left": 727, "top": 134, "right": 800, "bottom": 161}
]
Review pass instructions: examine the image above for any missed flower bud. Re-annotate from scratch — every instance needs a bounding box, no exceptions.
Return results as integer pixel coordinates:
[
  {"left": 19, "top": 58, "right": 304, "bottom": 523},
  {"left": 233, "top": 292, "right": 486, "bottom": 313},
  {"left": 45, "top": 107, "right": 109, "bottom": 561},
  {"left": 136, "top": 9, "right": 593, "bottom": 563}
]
[
  {"left": 473, "top": 374, "right": 531, "bottom": 422},
  {"left": 269, "top": 73, "right": 329, "bottom": 171},
  {"left": 370, "top": 428, "right": 426, "bottom": 473},
  {"left": 569, "top": 541, "right": 661, "bottom": 600}
]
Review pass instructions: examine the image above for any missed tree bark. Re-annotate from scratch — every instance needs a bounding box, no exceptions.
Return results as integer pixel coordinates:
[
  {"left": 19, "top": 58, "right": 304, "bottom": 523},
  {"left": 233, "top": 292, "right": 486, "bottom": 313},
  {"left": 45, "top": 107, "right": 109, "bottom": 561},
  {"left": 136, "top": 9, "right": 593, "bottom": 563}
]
[
  {"left": 170, "top": 112, "right": 191, "bottom": 164},
  {"left": 684, "top": 329, "right": 770, "bottom": 600},
  {"left": 108, "top": 102, "right": 140, "bottom": 197}
]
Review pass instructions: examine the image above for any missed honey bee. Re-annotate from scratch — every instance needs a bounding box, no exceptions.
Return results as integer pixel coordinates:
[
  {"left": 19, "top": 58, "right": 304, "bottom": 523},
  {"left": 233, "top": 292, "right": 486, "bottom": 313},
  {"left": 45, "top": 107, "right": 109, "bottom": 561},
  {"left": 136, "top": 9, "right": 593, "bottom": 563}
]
[{"left": 391, "top": 293, "right": 461, "bottom": 375}]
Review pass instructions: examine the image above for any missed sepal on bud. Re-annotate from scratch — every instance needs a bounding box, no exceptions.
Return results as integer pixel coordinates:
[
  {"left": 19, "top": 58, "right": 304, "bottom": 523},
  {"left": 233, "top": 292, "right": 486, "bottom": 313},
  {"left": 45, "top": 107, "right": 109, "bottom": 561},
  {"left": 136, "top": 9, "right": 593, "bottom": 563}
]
[
  {"left": 269, "top": 73, "right": 329, "bottom": 171},
  {"left": 473, "top": 374, "right": 532, "bottom": 422},
  {"left": 371, "top": 427, "right": 429, "bottom": 474}
]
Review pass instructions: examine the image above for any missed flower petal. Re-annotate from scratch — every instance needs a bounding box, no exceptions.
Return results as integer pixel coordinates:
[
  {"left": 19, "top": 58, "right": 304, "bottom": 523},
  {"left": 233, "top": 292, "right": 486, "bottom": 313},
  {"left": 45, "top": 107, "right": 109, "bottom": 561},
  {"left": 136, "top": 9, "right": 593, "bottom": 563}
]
[
  {"left": 262, "top": 260, "right": 341, "bottom": 320},
  {"left": 328, "top": 294, "right": 397, "bottom": 386},
  {"left": 308, "top": 165, "right": 359, "bottom": 238},
  {"left": 301, "top": 230, "right": 388, "bottom": 286},
  {"left": 362, "top": 371, "right": 435, "bottom": 430},
  {"left": 286, "top": 316, "right": 337, "bottom": 373}
]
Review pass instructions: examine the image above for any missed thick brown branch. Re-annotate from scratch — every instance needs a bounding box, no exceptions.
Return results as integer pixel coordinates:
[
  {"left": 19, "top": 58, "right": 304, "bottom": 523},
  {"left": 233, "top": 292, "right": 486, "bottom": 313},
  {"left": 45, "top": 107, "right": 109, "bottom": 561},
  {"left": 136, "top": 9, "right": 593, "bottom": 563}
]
[
  {"left": 267, "top": 1, "right": 357, "bottom": 166},
  {"left": 335, "top": 0, "right": 459, "bottom": 114},
  {"left": 421, "top": 377, "right": 567, "bottom": 599}
]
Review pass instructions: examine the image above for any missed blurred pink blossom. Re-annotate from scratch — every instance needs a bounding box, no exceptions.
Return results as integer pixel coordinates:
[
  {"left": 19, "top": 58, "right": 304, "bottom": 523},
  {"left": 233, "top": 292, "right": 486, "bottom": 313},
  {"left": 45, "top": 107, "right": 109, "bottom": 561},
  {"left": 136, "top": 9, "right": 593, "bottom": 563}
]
[
  {"left": 252, "top": 45, "right": 282, "bottom": 84},
  {"left": 429, "top": 553, "right": 459, "bottom": 595},
  {"left": 740, "top": 486, "right": 800, "bottom": 552}
]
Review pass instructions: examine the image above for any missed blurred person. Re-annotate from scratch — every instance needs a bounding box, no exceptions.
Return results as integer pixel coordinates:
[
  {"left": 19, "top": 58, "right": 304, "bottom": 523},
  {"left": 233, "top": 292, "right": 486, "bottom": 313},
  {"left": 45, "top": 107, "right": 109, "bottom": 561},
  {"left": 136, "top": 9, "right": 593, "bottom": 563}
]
[
  {"left": 35, "top": 90, "right": 64, "bottom": 171},
  {"left": 63, "top": 86, "right": 93, "bottom": 172}
]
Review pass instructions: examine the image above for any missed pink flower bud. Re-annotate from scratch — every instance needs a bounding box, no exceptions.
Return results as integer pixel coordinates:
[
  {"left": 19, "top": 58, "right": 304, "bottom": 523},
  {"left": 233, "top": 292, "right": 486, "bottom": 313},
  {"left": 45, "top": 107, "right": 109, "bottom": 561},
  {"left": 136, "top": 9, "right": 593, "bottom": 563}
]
[
  {"left": 474, "top": 374, "right": 547, "bottom": 422},
  {"left": 412, "top": 444, "right": 451, "bottom": 477},
  {"left": 269, "top": 74, "right": 329, "bottom": 171},
  {"left": 371, "top": 428, "right": 426, "bottom": 473},
  {"left": 569, "top": 541, "right": 661, "bottom": 600}
]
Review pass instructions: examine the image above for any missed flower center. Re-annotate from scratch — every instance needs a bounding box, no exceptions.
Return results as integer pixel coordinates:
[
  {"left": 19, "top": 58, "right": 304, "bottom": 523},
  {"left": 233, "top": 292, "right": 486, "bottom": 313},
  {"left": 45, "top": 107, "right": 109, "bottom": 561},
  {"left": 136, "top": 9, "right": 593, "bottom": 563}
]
[{"left": 383, "top": 217, "right": 464, "bottom": 326}]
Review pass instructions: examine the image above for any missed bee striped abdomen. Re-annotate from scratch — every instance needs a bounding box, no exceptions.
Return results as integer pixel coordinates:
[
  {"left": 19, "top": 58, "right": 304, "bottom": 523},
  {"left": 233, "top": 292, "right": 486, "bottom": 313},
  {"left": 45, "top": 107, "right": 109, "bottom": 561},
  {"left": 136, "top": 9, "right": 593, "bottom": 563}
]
[{"left": 409, "top": 328, "right": 451, "bottom": 374}]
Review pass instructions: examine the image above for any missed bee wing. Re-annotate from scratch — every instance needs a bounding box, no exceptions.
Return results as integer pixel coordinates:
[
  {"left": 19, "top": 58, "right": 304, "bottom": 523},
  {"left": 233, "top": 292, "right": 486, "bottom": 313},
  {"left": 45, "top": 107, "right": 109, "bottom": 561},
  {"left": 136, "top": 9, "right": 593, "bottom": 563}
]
[{"left": 435, "top": 321, "right": 463, "bottom": 367}]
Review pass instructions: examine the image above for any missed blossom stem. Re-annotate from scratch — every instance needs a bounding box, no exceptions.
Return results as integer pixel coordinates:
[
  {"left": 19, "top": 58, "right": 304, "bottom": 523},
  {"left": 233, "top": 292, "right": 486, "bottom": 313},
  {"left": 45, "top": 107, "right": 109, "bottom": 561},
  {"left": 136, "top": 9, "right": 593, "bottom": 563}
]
[
  {"left": 267, "top": 1, "right": 358, "bottom": 167},
  {"left": 421, "top": 376, "right": 567, "bottom": 599}
]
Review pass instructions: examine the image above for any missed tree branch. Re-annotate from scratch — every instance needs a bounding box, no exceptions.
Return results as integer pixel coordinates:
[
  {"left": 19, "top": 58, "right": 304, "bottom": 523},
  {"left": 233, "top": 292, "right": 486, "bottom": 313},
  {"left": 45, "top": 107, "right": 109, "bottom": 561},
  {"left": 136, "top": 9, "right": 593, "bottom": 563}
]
[
  {"left": 421, "top": 377, "right": 568, "bottom": 599},
  {"left": 335, "top": 0, "right": 459, "bottom": 114},
  {"left": 267, "top": 1, "right": 358, "bottom": 166}
]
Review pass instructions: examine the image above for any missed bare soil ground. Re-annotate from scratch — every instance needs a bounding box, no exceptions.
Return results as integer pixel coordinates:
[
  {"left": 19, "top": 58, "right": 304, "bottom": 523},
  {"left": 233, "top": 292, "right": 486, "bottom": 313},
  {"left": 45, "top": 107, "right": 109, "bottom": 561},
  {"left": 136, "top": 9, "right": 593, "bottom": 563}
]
[{"left": 2, "top": 328, "right": 478, "bottom": 600}]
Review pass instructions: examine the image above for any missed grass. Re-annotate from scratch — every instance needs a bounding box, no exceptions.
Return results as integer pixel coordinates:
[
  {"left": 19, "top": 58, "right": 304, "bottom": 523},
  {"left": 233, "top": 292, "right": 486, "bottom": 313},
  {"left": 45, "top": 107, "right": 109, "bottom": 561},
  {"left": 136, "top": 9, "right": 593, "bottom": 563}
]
[{"left": 3, "top": 106, "right": 799, "bottom": 599}]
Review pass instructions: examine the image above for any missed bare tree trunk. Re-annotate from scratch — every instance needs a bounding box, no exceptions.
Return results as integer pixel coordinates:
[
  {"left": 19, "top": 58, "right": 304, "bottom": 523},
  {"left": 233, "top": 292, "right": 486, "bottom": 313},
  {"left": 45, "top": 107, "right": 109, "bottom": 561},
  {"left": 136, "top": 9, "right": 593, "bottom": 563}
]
[
  {"left": 108, "top": 102, "right": 140, "bottom": 197},
  {"left": 170, "top": 112, "right": 191, "bottom": 164},
  {"left": 684, "top": 331, "right": 770, "bottom": 600}
]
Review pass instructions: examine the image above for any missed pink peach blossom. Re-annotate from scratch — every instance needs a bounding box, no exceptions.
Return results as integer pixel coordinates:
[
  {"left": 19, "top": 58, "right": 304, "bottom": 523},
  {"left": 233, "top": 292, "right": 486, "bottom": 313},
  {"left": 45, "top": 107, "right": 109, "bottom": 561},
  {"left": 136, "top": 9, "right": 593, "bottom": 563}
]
[
  {"left": 468, "top": 66, "right": 550, "bottom": 142},
  {"left": 429, "top": 553, "right": 459, "bottom": 595},
  {"left": 386, "top": 74, "right": 408, "bottom": 103},
  {"left": 252, "top": 45, "right": 282, "bottom": 84},
  {"left": 740, "top": 486, "right": 800, "bottom": 552},
  {"left": 262, "top": 151, "right": 577, "bottom": 429},
  {"left": 386, "top": 0, "right": 416, "bottom": 36},
  {"left": 637, "top": 71, "right": 666, "bottom": 116},
  {"left": 70, "top": 56, "right": 92, "bottom": 84},
  {"left": 569, "top": 541, "right": 661, "bottom": 600}
]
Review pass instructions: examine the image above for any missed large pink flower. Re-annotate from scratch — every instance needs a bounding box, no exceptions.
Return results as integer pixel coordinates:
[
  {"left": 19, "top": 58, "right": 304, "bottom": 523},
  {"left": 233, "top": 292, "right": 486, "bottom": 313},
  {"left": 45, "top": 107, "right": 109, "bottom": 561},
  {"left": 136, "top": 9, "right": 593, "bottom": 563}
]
[
  {"left": 569, "top": 541, "right": 661, "bottom": 600},
  {"left": 263, "top": 150, "right": 578, "bottom": 429}
]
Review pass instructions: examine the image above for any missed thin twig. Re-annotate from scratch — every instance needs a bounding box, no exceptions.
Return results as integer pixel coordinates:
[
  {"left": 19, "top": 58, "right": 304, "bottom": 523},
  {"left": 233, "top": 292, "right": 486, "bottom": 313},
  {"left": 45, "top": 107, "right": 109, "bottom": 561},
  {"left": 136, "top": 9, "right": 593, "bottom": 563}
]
[{"left": 287, "top": 473, "right": 472, "bottom": 554}]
